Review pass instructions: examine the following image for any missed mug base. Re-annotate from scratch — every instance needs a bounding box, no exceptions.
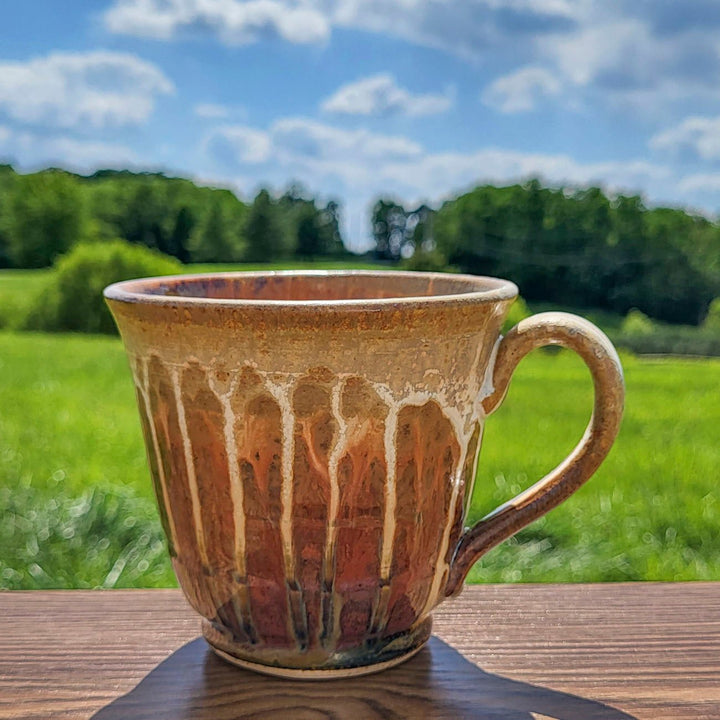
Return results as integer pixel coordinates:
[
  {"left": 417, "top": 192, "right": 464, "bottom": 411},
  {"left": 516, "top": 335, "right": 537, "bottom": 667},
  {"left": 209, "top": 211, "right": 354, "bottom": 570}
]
[{"left": 202, "top": 616, "right": 432, "bottom": 680}]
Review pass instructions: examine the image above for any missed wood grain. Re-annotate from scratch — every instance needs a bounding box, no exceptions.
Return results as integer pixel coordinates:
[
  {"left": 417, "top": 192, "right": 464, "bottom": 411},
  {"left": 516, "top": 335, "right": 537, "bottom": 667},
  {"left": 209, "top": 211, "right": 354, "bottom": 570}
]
[{"left": 0, "top": 584, "right": 718, "bottom": 719}]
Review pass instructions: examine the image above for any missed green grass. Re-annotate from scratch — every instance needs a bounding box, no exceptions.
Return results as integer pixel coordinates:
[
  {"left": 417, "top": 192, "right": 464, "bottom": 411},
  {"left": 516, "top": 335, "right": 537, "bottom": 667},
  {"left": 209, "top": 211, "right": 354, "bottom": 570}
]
[
  {"left": 0, "top": 331, "right": 174, "bottom": 588},
  {"left": 470, "top": 351, "right": 720, "bottom": 582},
  {"left": 0, "top": 269, "right": 53, "bottom": 329},
  {"left": 1, "top": 330, "right": 719, "bottom": 589}
]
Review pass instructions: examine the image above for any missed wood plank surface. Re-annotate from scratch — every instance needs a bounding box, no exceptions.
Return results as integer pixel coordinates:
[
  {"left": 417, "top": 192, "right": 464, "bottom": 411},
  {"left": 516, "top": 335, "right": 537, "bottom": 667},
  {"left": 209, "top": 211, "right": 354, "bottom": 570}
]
[{"left": 0, "top": 584, "right": 718, "bottom": 719}]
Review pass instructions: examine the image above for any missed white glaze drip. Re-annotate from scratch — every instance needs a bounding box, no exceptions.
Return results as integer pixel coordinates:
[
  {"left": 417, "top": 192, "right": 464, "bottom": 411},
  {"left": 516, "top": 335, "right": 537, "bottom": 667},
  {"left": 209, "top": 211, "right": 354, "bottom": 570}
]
[
  {"left": 131, "top": 355, "right": 179, "bottom": 553},
  {"left": 207, "top": 372, "right": 246, "bottom": 578},
  {"left": 170, "top": 365, "right": 210, "bottom": 566}
]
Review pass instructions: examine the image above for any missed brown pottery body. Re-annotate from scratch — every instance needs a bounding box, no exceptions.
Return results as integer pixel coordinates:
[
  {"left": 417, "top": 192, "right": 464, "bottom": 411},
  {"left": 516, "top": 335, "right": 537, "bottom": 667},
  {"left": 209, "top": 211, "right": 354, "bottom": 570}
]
[{"left": 105, "top": 271, "right": 624, "bottom": 678}]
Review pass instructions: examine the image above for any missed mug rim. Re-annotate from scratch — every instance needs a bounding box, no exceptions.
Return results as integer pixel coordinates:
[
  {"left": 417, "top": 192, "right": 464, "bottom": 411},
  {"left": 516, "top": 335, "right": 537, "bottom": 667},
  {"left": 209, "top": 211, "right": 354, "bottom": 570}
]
[{"left": 104, "top": 269, "right": 518, "bottom": 311}]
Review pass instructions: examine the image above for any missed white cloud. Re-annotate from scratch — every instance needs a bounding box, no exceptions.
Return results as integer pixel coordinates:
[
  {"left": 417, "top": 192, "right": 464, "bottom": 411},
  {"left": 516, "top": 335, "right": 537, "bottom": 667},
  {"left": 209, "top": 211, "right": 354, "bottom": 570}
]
[
  {"left": 0, "top": 51, "right": 173, "bottom": 129},
  {"left": 0, "top": 127, "right": 138, "bottom": 171},
  {"left": 378, "top": 150, "right": 670, "bottom": 203},
  {"left": 482, "top": 66, "right": 561, "bottom": 113},
  {"left": 194, "top": 103, "right": 230, "bottom": 119},
  {"left": 677, "top": 173, "right": 720, "bottom": 194},
  {"left": 534, "top": 14, "right": 720, "bottom": 112},
  {"left": 104, "top": 0, "right": 582, "bottom": 56},
  {"left": 322, "top": 73, "right": 452, "bottom": 116},
  {"left": 335, "top": 3, "right": 720, "bottom": 116},
  {"left": 207, "top": 125, "right": 272, "bottom": 163},
  {"left": 101, "top": 1, "right": 720, "bottom": 117},
  {"left": 329, "top": 0, "right": 582, "bottom": 61},
  {"left": 650, "top": 116, "right": 720, "bottom": 161},
  {"left": 270, "top": 117, "right": 422, "bottom": 172},
  {"left": 105, "top": 0, "right": 330, "bottom": 45},
  {"left": 207, "top": 117, "right": 421, "bottom": 175},
  {"left": 539, "top": 19, "right": 644, "bottom": 87}
]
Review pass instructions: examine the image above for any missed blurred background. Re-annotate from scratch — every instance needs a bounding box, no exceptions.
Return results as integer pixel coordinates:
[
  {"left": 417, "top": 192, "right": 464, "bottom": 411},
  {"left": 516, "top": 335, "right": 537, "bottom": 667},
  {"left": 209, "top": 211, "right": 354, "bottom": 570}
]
[{"left": 1, "top": 1, "right": 719, "bottom": 590}]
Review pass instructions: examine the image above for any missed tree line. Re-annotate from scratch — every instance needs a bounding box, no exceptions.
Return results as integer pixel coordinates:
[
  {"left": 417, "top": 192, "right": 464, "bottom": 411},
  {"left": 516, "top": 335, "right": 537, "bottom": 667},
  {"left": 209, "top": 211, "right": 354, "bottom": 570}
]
[
  {"left": 373, "top": 180, "right": 720, "bottom": 325},
  {"left": 2, "top": 164, "right": 719, "bottom": 326},
  {"left": 0, "top": 166, "right": 346, "bottom": 269}
]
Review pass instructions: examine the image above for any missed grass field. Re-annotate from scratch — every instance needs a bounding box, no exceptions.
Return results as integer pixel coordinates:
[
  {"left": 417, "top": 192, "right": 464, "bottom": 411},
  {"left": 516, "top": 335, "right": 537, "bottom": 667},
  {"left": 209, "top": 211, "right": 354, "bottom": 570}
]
[
  {"left": 2, "top": 329, "right": 719, "bottom": 589},
  {"left": 0, "top": 269, "right": 53, "bottom": 329}
]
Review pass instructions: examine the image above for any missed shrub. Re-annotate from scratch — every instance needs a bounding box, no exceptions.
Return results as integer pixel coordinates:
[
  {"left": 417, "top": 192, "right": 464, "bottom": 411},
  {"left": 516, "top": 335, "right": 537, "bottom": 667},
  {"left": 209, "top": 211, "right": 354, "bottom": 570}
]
[
  {"left": 620, "top": 308, "right": 655, "bottom": 336},
  {"left": 704, "top": 298, "right": 720, "bottom": 331},
  {"left": 610, "top": 307, "right": 720, "bottom": 356},
  {"left": 612, "top": 327, "right": 720, "bottom": 356},
  {"left": 24, "top": 240, "right": 181, "bottom": 334}
]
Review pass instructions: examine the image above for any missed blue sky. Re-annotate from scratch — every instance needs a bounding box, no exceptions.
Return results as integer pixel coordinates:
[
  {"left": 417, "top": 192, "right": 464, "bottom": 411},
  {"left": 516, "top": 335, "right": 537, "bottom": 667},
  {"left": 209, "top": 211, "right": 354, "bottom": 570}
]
[{"left": 2, "top": 1, "right": 720, "bottom": 249}]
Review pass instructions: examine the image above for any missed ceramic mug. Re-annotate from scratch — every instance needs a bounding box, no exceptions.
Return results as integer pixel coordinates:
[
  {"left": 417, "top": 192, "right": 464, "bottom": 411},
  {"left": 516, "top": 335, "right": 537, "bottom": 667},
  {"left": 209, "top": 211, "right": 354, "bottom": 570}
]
[{"left": 105, "top": 270, "right": 624, "bottom": 679}]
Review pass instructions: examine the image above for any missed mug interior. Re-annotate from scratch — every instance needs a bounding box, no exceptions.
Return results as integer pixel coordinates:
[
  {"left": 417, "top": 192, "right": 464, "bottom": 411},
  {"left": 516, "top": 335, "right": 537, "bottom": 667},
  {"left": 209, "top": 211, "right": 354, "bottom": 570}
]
[{"left": 106, "top": 271, "right": 516, "bottom": 305}]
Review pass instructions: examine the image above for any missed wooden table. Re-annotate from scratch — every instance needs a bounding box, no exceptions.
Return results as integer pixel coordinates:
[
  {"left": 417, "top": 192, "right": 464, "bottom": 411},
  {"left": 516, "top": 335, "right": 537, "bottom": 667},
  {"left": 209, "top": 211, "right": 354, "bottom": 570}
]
[{"left": 0, "top": 584, "right": 718, "bottom": 719}]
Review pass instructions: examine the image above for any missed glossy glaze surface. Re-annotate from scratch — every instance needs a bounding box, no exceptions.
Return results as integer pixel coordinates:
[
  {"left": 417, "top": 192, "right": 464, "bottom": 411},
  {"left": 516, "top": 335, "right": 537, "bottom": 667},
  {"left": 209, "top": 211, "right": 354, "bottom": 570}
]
[{"left": 106, "top": 270, "right": 624, "bottom": 676}]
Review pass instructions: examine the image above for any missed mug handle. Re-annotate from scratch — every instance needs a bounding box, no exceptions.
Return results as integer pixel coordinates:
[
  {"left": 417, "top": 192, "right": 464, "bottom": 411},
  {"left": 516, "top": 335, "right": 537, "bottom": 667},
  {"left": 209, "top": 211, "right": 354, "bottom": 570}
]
[{"left": 444, "top": 312, "right": 625, "bottom": 597}]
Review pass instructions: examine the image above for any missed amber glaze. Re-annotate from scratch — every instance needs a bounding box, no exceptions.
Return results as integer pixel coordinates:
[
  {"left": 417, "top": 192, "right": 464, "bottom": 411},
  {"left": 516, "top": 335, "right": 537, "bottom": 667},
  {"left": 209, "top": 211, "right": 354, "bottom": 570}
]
[{"left": 105, "top": 270, "right": 624, "bottom": 678}]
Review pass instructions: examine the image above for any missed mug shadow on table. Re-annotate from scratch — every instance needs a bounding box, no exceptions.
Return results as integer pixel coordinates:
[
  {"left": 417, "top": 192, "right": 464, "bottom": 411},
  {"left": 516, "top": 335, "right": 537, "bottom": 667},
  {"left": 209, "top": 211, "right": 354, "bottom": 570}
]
[{"left": 91, "top": 636, "right": 637, "bottom": 720}]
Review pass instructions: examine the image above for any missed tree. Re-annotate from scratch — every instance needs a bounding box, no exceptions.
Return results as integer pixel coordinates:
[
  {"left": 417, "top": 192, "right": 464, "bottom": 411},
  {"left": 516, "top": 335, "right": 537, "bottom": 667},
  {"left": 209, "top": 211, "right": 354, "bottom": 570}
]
[
  {"left": 405, "top": 204, "right": 434, "bottom": 255},
  {"left": 169, "top": 206, "right": 194, "bottom": 263},
  {"left": 244, "top": 189, "right": 284, "bottom": 262},
  {"left": 0, "top": 164, "right": 17, "bottom": 267},
  {"left": 120, "top": 182, "right": 168, "bottom": 251},
  {"left": 293, "top": 199, "right": 345, "bottom": 259},
  {"left": 572, "top": 187, "right": 614, "bottom": 307},
  {"left": 638, "top": 208, "right": 713, "bottom": 324},
  {"left": 295, "top": 203, "right": 324, "bottom": 258},
  {"left": 6, "top": 171, "right": 87, "bottom": 268},
  {"left": 372, "top": 199, "right": 408, "bottom": 260},
  {"left": 323, "top": 200, "right": 344, "bottom": 254},
  {"left": 430, "top": 180, "right": 720, "bottom": 324},
  {"left": 279, "top": 182, "right": 309, "bottom": 210},
  {"left": 84, "top": 173, "right": 242, "bottom": 263},
  {"left": 191, "top": 200, "right": 235, "bottom": 262}
]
